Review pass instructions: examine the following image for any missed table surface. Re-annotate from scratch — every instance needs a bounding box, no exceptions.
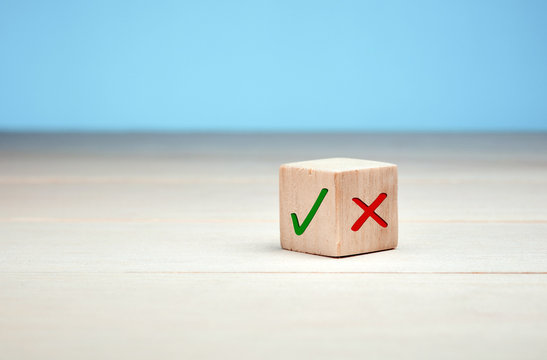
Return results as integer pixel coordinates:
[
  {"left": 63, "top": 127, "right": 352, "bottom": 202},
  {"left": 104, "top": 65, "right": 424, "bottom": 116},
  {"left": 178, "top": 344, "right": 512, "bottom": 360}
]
[{"left": 1, "top": 133, "right": 546, "bottom": 360}]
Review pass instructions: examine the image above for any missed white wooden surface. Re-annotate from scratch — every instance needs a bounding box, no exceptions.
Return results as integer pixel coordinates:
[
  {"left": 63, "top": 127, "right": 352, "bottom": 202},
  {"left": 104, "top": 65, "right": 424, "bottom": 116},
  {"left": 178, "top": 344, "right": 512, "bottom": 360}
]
[{"left": 1, "top": 133, "right": 546, "bottom": 360}]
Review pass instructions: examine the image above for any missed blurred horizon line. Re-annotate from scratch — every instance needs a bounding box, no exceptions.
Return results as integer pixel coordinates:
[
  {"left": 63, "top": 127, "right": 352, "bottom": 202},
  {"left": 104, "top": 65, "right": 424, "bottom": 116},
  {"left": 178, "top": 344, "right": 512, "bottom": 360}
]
[{"left": 1, "top": 129, "right": 546, "bottom": 135}]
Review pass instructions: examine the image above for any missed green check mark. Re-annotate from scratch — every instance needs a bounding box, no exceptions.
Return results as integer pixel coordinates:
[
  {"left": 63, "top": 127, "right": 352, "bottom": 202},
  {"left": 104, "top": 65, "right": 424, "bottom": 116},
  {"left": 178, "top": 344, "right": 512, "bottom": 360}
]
[{"left": 291, "top": 188, "right": 329, "bottom": 236}]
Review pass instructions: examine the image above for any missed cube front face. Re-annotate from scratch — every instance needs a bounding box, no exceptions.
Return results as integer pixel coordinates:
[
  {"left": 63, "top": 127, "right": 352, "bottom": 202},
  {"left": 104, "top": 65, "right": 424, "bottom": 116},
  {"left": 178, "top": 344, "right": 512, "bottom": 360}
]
[
  {"left": 279, "top": 165, "right": 338, "bottom": 256},
  {"left": 336, "top": 165, "right": 398, "bottom": 256},
  {"left": 279, "top": 158, "right": 398, "bottom": 257}
]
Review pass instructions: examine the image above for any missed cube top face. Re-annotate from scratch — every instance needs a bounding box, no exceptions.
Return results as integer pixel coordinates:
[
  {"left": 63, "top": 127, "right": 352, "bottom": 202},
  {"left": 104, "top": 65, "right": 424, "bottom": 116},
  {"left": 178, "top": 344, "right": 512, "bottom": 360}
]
[
  {"left": 279, "top": 158, "right": 398, "bottom": 257},
  {"left": 282, "top": 157, "right": 396, "bottom": 173}
]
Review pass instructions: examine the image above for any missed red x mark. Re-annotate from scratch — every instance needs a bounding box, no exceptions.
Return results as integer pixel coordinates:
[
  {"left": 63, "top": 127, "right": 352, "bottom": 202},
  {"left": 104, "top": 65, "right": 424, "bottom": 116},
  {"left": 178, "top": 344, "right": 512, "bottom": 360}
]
[{"left": 351, "top": 193, "right": 388, "bottom": 231}]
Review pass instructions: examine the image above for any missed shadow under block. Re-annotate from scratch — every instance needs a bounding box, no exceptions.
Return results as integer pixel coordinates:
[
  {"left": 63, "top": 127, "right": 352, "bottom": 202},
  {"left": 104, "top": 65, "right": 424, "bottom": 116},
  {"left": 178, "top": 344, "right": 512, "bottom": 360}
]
[{"left": 279, "top": 158, "right": 398, "bottom": 257}]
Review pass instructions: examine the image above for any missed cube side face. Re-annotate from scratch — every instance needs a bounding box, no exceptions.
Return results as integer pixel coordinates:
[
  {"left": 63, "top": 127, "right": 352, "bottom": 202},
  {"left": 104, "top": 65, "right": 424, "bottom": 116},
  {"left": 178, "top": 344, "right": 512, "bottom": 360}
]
[
  {"left": 335, "top": 165, "right": 398, "bottom": 256},
  {"left": 279, "top": 165, "right": 338, "bottom": 257}
]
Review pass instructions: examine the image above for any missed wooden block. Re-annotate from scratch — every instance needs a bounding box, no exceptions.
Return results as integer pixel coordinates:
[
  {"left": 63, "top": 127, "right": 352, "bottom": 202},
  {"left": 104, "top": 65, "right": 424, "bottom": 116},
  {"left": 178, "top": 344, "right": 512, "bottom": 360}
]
[{"left": 279, "top": 158, "right": 398, "bottom": 257}]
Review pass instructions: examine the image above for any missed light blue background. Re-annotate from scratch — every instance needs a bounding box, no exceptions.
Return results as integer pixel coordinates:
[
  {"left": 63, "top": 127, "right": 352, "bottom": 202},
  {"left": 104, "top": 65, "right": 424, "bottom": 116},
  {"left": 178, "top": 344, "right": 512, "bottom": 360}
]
[{"left": 1, "top": 0, "right": 546, "bottom": 131}]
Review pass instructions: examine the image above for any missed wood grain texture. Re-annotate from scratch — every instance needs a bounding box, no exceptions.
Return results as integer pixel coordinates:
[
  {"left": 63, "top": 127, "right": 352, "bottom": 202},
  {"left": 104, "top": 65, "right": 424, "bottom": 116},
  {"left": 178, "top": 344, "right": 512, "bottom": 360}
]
[
  {"left": 280, "top": 158, "right": 397, "bottom": 257},
  {"left": 337, "top": 161, "right": 397, "bottom": 256},
  {"left": 2, "top": 273, "right": 547, "bottom": 360},
  {"left": 1, "top": 222, "right": 547, "bottom": 273},
  {"left": 279, "top": 161, "right": 337, "bottom": 256},
  {"left": 0, "top": 133, "right": 546, "bottom": 360}
]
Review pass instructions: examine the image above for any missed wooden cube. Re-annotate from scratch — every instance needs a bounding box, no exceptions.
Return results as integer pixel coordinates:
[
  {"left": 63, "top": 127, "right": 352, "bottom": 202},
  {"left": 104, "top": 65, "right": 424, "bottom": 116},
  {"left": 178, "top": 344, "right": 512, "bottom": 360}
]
[{"left": 279, "top": 158, "right": 398, "bottom": 257}]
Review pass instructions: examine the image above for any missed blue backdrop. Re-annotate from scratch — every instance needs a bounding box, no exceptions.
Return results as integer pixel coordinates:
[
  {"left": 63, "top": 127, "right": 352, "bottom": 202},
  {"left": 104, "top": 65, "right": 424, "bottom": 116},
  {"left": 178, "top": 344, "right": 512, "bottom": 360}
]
[{"left": 1, "top": 0, "right": 546, "bottom": 131}]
